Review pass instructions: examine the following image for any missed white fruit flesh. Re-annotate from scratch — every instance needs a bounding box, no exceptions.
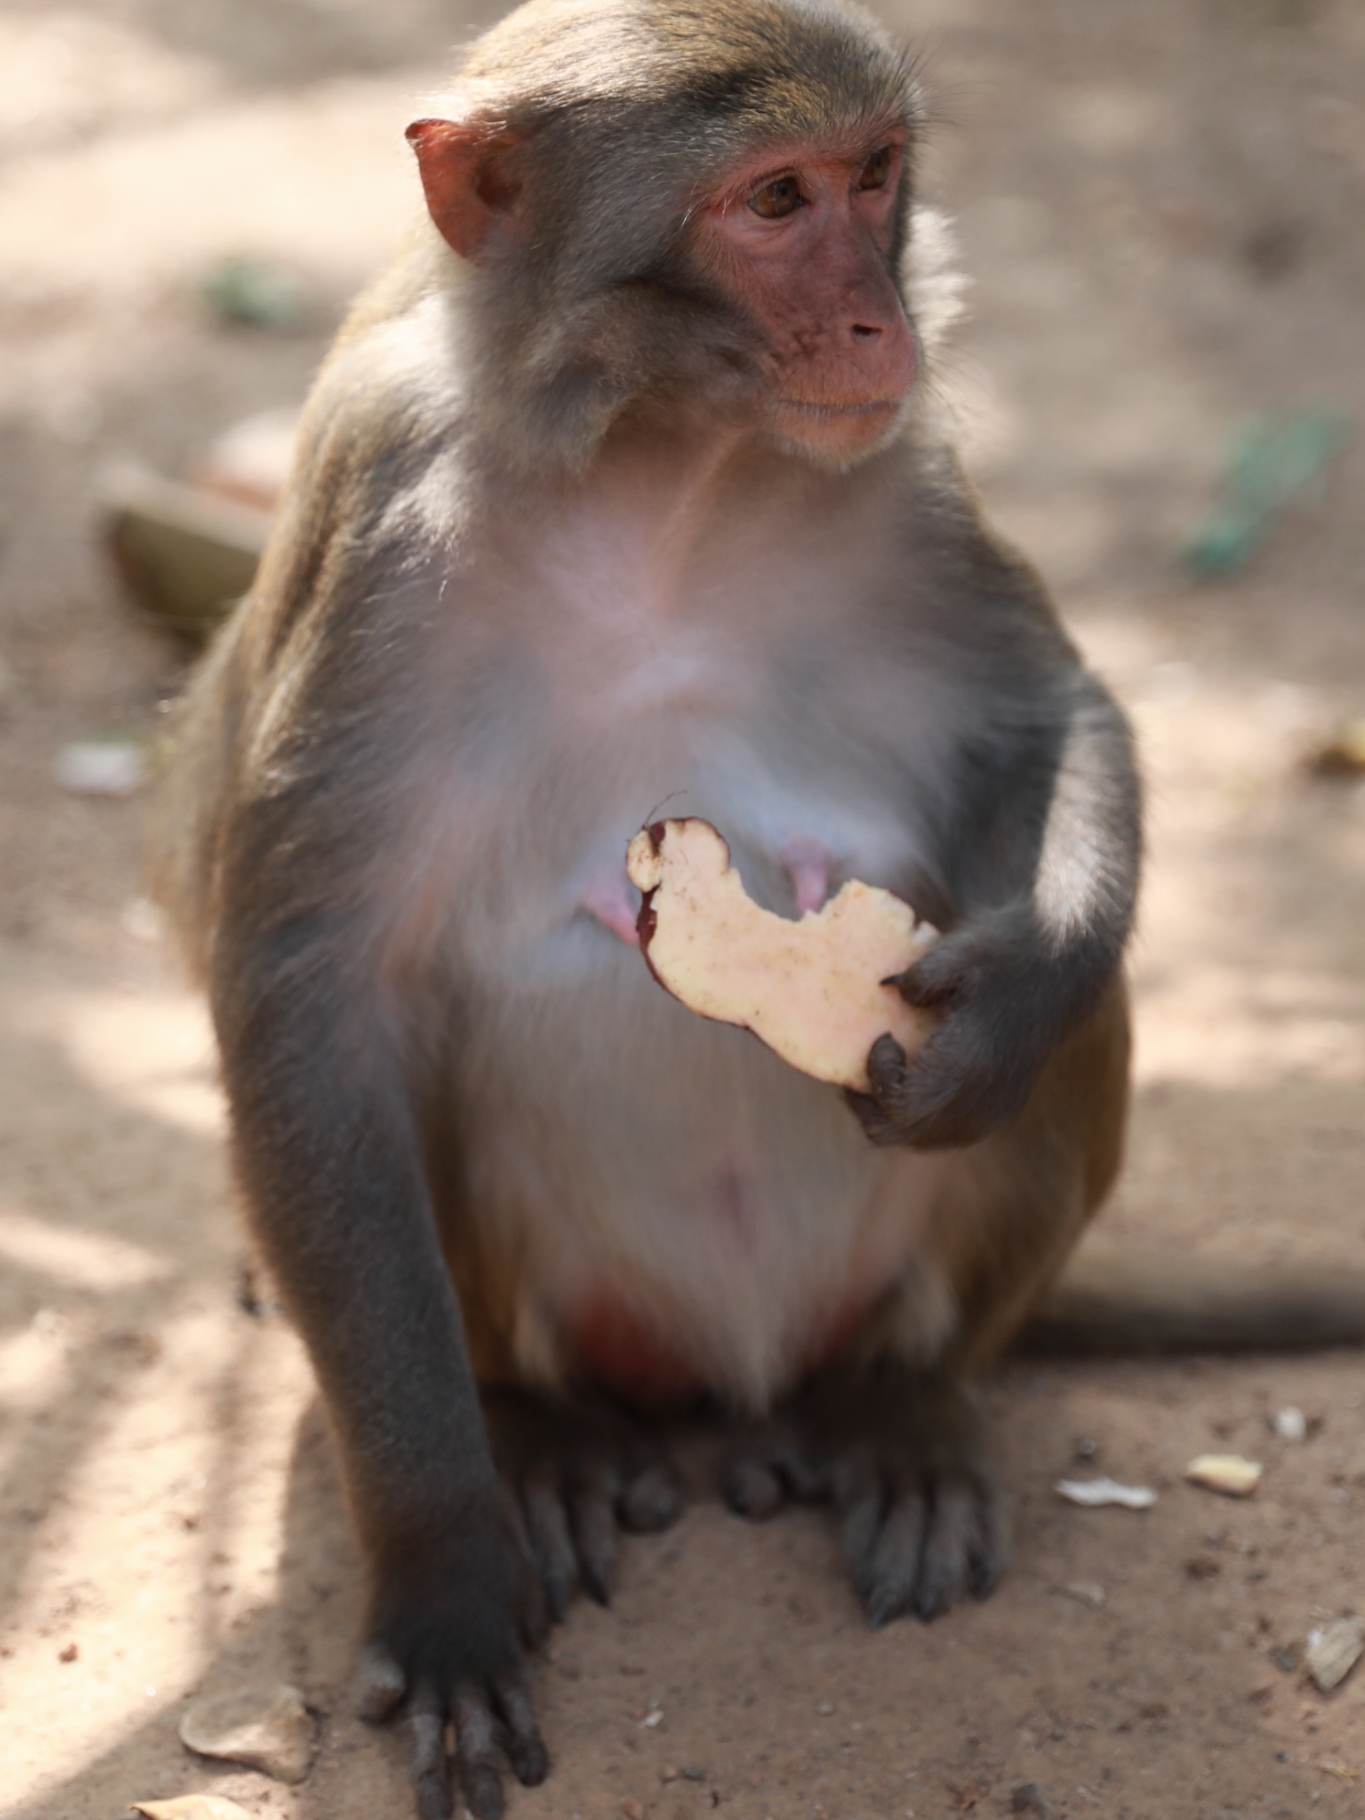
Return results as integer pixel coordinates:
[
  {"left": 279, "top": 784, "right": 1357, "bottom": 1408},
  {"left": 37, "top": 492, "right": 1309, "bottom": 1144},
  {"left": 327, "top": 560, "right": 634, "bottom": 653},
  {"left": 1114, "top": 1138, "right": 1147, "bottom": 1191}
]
[{"left": 625, "top": 817, "right": 939, "bottom": 1092}]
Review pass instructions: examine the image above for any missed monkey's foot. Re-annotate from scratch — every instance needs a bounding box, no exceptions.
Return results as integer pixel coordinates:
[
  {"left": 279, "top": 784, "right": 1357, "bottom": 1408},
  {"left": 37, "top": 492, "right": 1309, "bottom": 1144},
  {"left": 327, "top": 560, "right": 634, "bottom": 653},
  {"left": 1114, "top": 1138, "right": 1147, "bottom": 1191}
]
[
  {"left": 722, "top": 1363, "right": 1007, "bottom": 1625},
  {"left": 484, "top": 1385, "right": 683, "bottom": 1620},
  {"left": 356, "top": 1491, "right": 551, "bottom": 1820}
]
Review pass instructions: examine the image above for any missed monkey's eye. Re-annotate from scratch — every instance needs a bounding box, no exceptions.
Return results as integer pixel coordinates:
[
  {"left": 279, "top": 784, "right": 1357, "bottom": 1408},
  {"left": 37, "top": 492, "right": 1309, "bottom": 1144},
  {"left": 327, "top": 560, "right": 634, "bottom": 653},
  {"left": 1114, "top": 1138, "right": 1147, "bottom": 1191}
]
[
  {"left": 858, "top": 145, "right": 895, "bottom": 191},
  {"left": 748, "top": 176, "right": 803, "bottom": 219}
]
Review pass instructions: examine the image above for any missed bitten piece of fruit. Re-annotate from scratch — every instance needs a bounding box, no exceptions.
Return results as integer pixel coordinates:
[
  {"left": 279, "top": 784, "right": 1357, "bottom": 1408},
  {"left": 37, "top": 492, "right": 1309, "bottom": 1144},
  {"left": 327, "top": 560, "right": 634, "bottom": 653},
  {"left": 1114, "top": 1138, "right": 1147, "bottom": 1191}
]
[{"left": 625, "top": 817, "right": 939, "bottom": 1092}]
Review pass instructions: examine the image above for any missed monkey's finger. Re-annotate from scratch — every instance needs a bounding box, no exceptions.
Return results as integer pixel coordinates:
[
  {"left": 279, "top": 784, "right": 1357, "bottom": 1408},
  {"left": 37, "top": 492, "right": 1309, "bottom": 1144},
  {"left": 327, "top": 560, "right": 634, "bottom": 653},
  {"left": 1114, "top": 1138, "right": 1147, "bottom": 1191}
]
[
  {"left": 864, "top": 1032, "right": 910, "bottom": 1104},
  {"left": 619, "top": 1461, "right": 682, "bottom": 1532},
  {"left": 492, "top": 1675, "right": 550, "bottom": 1786},
  {"left": 722, "top": 1454, "right": 787, "bottom": 1520},
  {"left": 354, "top": 1641, "right": 408, "bottom": 1722},
  {"left": 965, "top": 1474, "right": 1009, "bottom": 1600},
  {"left": 569, "top": 1467, "right": 621, "bottom": 1604},
  {"left": 831, "top": 1449, "right": 885, "bottom": 1575},
  {"left": 772, "top": 1433, "right": 829, "bottom": 1501},
  {"left": 844, "top": 1085, "right": 899, "bottom": 1144},
  {"left": 913, "top": 1479, "right": 982, "bottom": 1621},
  {"left": 886, "top": 949, "right": 966, "bottom": 1009},
  {"left": 859, "top": 1485, "right": 930, "bottom": 1629},
  {"left": 452, "top": 1684, "right": 506, "bottom": 1820},
  {"left": 406, "top": 1686, "right": 453, "bottom": 1820},
  {"left": 521, "top": 1473, "right": 577, "bottom": 1621}
]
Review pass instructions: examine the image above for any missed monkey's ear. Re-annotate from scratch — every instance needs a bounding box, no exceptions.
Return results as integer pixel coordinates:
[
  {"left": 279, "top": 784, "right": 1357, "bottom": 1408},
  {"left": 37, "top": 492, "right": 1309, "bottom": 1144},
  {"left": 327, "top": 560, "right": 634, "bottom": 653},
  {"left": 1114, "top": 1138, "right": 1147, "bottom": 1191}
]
[{"left": 405, "top": 118, "right": 524, "bottom": 265}]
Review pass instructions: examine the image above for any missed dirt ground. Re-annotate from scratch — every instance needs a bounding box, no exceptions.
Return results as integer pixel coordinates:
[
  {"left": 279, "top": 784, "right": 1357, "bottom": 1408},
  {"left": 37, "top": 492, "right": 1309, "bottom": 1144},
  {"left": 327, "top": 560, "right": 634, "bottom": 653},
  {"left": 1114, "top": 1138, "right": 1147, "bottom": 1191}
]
[{"left": 2, "top": 2, "right": 1365, "bottom": 1817}]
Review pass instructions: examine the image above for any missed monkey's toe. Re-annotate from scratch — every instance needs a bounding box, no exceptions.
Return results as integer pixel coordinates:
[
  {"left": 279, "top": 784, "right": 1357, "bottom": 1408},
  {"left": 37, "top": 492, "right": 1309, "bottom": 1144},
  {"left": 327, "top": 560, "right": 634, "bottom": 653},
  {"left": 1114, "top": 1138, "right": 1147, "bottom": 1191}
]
[
  {"left": 355, "top": 1640, "right": 409, "bottom": 1722},
  {"left": 621, "top": 1461, "right": 682, "bottom": 1531},
  {"left": 570, "top": 1466, "right": 621, "bottom": 1604},
  {"left": 849, "top": 1469, "right": 1005, "bottom": 1626},
  {"left": 722, "top": 1455, "right": 788, "bottom": 1520},
  {"left": 485, "top": 1385, "right": 682, "bottom": 1616}
]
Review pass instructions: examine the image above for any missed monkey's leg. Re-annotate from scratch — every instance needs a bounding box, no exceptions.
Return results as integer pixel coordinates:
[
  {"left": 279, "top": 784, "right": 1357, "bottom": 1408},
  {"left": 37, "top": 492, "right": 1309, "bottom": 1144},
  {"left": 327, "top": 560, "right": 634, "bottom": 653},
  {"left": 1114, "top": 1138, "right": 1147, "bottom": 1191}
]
[
  {"left": 727, "top": 984, "right": 1129, "bottom": 1625},
  {"left": 484, "top": 1385, "right": 683, "bottom": 1620}
]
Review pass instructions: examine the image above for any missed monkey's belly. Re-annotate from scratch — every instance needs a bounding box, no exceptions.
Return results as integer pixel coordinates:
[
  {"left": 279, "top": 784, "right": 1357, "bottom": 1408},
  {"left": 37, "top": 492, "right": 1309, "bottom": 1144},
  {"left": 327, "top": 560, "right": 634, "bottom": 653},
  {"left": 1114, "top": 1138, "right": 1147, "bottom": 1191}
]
[
  {"left": 450, "top": 935, "right": 956, "bottom": 1411},
  {"left": 564, "top": 1274, "right": 885, "bottom": 1409}
]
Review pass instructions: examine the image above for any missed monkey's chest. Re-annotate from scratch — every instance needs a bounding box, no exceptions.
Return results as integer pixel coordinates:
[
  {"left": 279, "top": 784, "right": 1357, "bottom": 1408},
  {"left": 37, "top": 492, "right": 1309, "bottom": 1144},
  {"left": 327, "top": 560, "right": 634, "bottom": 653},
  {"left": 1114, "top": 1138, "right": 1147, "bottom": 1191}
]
[{"left": 427, "top": 625, "right": 954, "bottom": 1406}]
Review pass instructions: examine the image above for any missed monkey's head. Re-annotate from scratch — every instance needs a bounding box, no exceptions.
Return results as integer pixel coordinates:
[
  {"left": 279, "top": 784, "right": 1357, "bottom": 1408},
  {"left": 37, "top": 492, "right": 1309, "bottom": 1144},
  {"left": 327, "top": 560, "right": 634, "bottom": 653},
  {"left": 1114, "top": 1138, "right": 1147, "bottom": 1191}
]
[{"left": 406, "top": 0, "right": 927, "bottom": 472}]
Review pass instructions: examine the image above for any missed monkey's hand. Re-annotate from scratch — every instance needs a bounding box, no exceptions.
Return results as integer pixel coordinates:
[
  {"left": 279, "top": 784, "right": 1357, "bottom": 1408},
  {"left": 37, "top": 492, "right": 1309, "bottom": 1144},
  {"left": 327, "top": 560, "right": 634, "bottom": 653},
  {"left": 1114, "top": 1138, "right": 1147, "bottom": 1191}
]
[
  {"left": 847, "top": 906, "right": 1109, "bottom": 1149},
  {"left": 356, "top": 1488, "right": 550, "bottom": 1820}
]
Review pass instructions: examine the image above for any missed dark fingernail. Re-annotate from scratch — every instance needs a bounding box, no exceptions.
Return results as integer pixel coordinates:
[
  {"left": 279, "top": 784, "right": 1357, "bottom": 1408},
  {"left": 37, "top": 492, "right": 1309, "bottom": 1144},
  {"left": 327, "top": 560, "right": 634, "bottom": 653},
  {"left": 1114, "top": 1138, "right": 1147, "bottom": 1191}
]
[
  {"left": 508, "top": 1734, "right": 550, "bottom": 1786},
  {"left": 914, "top": 1588, "right": 947, "bottom": 1623},
  {"left": 460, "top": 1763, "right": 506, "bottom": 1820},
  {"left": 414, "top": 1768, "right": 453, "bottom": 1820},
  {"left": 866, "top": 1586, "right": 903, "bottom": 1629},
  {"left": 581, "top": 1562, "right": 611, "bottom": 1606}
]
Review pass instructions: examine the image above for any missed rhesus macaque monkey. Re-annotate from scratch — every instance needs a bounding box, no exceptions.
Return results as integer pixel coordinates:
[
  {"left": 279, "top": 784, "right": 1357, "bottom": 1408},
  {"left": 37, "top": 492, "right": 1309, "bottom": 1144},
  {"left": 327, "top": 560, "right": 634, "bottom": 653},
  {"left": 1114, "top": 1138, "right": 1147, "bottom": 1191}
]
[{"left": 158, "top": 0, "right": 1357, "bottom": 1814}]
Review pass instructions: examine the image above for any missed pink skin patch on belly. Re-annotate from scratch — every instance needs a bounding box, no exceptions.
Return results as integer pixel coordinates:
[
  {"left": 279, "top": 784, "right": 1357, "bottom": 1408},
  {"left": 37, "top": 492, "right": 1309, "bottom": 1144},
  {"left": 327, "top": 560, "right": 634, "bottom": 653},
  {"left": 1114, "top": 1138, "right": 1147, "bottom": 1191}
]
[
  {"left": 569, "top": 1282, "right": 876, "bottom": 1409},
  {"left": 579, "top": 837, "right": 834, "bottom": 942},
  {"left": 570, "top": 1290, "right": 710, "bottom": 1408}
]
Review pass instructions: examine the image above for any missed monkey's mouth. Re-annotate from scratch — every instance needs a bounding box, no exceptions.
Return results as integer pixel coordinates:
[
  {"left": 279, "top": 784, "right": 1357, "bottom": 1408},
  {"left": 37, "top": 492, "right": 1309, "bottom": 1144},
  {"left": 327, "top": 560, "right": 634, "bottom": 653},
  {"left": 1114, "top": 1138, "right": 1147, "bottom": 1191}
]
[{"left": 776, "top": 397, "right": 901, "bottom": 417}]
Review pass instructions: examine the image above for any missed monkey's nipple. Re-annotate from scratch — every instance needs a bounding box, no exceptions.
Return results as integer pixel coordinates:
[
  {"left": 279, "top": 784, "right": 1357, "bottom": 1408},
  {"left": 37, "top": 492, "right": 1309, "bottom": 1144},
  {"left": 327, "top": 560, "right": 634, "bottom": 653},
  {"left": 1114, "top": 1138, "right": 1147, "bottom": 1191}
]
[{"left": 577, "top": 866, "right": 641, "bottom": 945}]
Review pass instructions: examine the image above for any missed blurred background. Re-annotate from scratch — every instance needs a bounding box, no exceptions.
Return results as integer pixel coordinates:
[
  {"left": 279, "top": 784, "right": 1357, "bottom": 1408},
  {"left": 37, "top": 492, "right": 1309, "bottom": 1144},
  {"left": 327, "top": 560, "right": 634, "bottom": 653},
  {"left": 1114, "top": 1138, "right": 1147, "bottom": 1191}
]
[{"left": 1, "top": 2, "right": 1364, "bottom": 1817}]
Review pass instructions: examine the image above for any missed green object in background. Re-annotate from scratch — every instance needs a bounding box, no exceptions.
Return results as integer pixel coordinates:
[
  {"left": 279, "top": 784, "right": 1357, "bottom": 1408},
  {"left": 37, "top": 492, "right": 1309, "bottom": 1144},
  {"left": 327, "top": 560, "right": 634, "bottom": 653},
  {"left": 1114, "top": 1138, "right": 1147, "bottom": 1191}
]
[
  {"left": 100, "top": 462, "right": 270, "bottom": 644},
  {"left": 201, "top": 254, "right": 308, "bottom": 331},
  {"left": 1184, "top": 408, "right": 1350, "bottom": 578}
]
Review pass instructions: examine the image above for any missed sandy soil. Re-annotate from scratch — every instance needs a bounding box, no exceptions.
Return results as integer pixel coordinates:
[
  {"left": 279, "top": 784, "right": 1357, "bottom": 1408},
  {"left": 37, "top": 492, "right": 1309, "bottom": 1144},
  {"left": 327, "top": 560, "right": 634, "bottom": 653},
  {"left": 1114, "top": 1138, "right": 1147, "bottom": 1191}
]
[{"left": 2, "top": 2, "right": 1365, "bottom": 1817}]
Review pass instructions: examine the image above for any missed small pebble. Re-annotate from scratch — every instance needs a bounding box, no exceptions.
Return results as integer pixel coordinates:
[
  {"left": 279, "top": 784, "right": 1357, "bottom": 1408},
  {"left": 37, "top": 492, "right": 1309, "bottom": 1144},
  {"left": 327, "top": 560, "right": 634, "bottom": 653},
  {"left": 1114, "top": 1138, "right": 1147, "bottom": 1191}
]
[
  {"left": 621, "top": 1800, "right": 644, "bottom": 1820},
  {"left": 1271, "top": 1406, "right": 1308, "bottom": 1442},
  {"left": 1185, "top": 1454, "right": 1262, "bottom": 1498},
  {"left": 1306, "top": 1617, "right": 1365, "bottom": 1694},
  {"left": 1185, "top": 1555, "right": 1222, "bottom": 1580},
  {"left": 1056, "top": 1581, "right": 1105, "bottom": 1609},
  {"left": 1055, "top": 1476, "right": 1156, "bottom": 1509},
  {"left": 58, "top": 1642, "right": 78, "bottom": 1662},
  {"left": 1011, "top": 1783, "right": 1054, "bottom": 1819}
]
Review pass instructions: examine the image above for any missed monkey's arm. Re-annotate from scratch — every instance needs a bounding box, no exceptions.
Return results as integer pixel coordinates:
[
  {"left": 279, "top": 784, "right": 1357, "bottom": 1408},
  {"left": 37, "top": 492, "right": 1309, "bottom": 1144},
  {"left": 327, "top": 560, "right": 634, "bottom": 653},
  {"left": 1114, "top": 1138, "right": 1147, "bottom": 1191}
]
[
  {"left": 854, "top": 668, "right": 1140, "bottom": 1149},
  {"left": 209, "top": 832, "right": 548, "bottom": 1820}
]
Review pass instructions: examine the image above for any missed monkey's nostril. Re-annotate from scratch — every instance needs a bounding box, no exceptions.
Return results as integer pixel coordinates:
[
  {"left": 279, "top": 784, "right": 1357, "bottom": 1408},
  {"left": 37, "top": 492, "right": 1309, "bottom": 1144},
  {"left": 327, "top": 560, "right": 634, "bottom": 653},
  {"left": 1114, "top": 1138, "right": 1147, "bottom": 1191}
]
[{"left": 851, "top": 322, "right": 881, "bottom": 339}]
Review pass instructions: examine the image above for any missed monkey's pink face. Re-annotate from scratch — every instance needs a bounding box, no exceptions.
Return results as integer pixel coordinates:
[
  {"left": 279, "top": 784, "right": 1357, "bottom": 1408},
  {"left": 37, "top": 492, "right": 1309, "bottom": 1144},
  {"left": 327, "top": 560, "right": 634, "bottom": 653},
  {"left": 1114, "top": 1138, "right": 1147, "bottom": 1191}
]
[{"left": 699, "top": 133, "right": 918, "bottom": 462}]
